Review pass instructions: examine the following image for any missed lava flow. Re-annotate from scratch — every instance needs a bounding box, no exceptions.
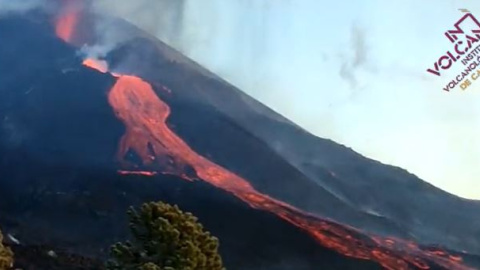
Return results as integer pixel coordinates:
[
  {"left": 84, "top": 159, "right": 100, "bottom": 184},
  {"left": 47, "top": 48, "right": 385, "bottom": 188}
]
[
  {"left": 83, "top": 58, "right": 109, "bottom": 73},
  {"left": 78, "top": 58, "right": 472, "bottom": 270}
]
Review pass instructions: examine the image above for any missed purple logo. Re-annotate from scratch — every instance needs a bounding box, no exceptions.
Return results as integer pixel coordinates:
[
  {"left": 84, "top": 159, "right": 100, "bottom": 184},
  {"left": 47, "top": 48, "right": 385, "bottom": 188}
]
[{"left": 426, "top": 11, "right": 480, "bottom": 91}]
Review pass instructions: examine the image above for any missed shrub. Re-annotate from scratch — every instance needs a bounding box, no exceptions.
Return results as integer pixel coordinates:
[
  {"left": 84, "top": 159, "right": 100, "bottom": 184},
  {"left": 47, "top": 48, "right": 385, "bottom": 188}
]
[
  {"left": 106, "top": 202, "right": 225, "bottom": 270},
  {"left": 0, "top": 229, "right": 13, "bottom": 270}
]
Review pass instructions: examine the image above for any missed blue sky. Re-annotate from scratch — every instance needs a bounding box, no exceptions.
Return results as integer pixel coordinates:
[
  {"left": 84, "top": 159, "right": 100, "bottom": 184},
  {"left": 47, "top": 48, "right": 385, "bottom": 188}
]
[{"left": 97, "top": 0, "right": 480, "bottom": 199}]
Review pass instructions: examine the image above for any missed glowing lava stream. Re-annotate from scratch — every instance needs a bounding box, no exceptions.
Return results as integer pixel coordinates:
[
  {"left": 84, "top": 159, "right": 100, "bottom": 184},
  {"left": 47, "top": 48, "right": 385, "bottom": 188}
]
[
  {"left": 80, "top": 59, "right": 471, "bottom": 270},
  {"left": 55, "top": 0, "right": 80, "bottom": 43}
]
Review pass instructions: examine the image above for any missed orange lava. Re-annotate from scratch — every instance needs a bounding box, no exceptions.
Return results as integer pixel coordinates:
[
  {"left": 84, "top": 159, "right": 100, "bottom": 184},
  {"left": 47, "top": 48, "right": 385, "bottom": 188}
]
[
  {"left": 96, "top": 67, "right": 472, "bottom": 270},
  {"left": 118, "top": 170, "right": 158, "bottom": 177},
  {"left": 55, "top": 0, "right": 80, "bottom": 43},
  {"left": 83, "top": 59, "right": 108, "bottom": 73}
]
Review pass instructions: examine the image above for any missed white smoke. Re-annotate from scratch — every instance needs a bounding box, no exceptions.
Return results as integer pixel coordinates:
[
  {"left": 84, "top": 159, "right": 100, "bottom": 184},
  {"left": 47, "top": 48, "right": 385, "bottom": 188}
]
[
  {"left": 92, "top": 0, "right": 187, "bottom": 49},
  {"left": 90, "top": 0, "right": 291, "bottom": 101}
]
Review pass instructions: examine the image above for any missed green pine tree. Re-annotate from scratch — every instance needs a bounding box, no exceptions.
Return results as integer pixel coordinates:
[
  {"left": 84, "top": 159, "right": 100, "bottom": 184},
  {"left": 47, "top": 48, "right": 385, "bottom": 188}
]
[
  {"left": 0, "top": 228, "right": 13, "bottom": 270},
  {"left": 106, "top": 202, "right": 225, "bottom": 270}
]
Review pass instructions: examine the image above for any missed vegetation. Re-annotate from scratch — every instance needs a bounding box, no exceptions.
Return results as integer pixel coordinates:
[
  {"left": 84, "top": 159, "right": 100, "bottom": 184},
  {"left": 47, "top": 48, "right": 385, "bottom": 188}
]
[
  {"left": 106, "top": 201, "right": 225, "bottom": 270},
  {"left": 0, "top": 228, "right": 13, "bottom": 270}
]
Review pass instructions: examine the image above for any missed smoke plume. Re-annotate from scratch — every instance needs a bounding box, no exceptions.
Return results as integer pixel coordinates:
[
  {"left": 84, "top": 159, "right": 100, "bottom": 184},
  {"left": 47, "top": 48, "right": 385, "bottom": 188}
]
[
  {"left": 339, "top": 25, "right": 369, "bottom": 89},
  {"left": 0, "top": 0, "right": 47, "bottom": 14},
  {"left": 92, "top": 0, "right": 187, "bottom": 49}
]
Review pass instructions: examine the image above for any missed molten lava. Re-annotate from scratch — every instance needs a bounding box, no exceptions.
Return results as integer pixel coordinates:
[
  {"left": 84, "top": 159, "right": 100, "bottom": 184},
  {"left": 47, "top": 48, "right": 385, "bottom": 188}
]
[
  {"left": 83, "top": 59, "right": 108, "bottom": 74},
  {"left": 118, "top": 170, "right": 158, "bottom": 177},
  {"left": 55, "top": 0, "right": 80, "bottom": 43}
]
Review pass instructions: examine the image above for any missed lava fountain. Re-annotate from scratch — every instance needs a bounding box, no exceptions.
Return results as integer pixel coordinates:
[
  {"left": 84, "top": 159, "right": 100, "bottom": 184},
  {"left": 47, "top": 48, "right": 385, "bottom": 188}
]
[{"left": 55, "top": 0, "right": 82, "bottom": 43}]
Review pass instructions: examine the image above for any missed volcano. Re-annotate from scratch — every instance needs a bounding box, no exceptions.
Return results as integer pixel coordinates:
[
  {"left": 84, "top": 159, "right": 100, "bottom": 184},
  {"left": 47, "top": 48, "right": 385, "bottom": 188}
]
[{"left": 1, "top": 5, "right": 480, "bottom": 270}]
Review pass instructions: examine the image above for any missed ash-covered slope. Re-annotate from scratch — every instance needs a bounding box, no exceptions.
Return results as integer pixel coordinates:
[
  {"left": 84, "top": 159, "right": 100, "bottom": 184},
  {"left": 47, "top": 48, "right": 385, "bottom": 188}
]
[{"left": 106, "top": 21, "right": 480, "bottom": 255}]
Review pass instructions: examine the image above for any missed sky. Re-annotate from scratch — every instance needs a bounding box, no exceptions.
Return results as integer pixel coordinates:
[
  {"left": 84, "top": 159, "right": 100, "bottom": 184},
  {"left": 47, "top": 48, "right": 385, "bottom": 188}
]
[{"left": 92, "top": 0, "right": 480, "bottom": 199}]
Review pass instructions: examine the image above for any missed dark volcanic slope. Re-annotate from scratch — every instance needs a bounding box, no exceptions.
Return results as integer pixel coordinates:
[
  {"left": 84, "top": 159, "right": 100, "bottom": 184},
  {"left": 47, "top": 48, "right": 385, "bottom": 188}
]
[
  {"left": 0, "top": 16, "right": 384, "bottom": 270},
  {"left": 106, "top": 25, "right": 480, "bottom": 255}
]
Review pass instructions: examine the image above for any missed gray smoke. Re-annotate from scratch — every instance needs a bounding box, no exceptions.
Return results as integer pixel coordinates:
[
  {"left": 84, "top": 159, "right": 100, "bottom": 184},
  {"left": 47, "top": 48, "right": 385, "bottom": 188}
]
[
  {"left": 0, "top": 0, "right": 283, "bottom": 98},
  {"left": 339, "top": 25, "right": 369, "bottom": 89},
  {"left": 90, "top": 0, "right": 278, "bottom": 90},
  {"left": 0, "top": 0, "right": 48, "bottom": 14},
  {"left": 92, "top": 0, "right": 187, "bottom": 49}
]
